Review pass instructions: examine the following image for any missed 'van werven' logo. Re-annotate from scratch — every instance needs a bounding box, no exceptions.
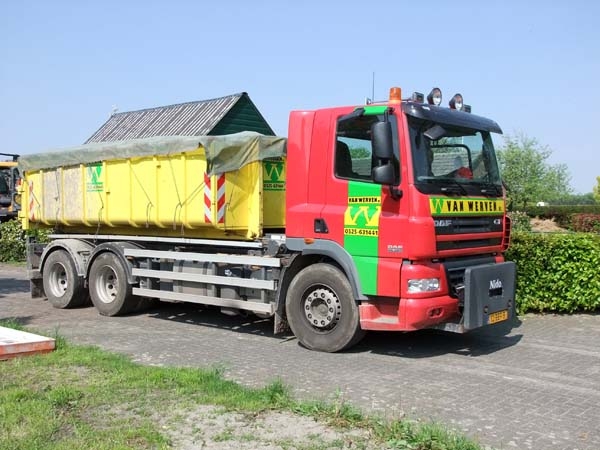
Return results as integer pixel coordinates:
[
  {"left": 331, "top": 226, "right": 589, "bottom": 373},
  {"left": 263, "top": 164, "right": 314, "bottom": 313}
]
[
  {"left": 263, "top": 161, "right": 285, "bottom": 191},
  {"left": 430, "top": 197, "right": 504, "bottom": 216},
  {"left": 86, "top": 164, "right": 103, "bottom": 192}
]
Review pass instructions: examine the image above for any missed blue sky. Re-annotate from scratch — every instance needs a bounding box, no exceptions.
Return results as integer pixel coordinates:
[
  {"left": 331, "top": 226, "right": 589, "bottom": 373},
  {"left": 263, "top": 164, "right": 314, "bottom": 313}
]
[{"left": 1, "top": 1, "right": 598, "bottom": 193}]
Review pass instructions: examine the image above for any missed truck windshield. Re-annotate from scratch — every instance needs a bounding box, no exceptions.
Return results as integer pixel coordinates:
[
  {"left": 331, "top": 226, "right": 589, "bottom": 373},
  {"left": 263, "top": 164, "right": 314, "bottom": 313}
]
[{"left": 408, "top": 117, "right": 502, "bottom": 196}]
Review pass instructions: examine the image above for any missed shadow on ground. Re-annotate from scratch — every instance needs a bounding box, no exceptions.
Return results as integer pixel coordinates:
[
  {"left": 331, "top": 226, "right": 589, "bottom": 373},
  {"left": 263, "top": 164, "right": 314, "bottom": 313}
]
[
  {"left": 146, "top": 303, "right": 286, "bottom": 339},
  {"left": 353, "top": 319, "right": 523, "bottom": 358},
  {"left": 146, "top": 302, "right": 523, "bottom": 358},
  {"left": 0, "top": 277, "right": 29, "bottom": 297},
  {"left": 0, "top": 315, "right": 37, "bottom": 327}
]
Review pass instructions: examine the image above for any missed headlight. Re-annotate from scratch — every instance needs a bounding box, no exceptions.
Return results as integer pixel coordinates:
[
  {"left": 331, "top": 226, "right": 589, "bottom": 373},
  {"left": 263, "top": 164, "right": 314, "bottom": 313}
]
[{"left": 407, "top": 278, "right": 440, "bottom": 293}]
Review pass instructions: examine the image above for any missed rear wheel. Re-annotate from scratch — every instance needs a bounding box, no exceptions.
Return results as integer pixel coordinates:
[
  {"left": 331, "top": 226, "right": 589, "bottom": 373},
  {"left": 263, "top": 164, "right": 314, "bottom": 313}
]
[
  {"left": 42, "top": 250, "right": 86, "bottom": 308},
  {"left": 88, "top": 252, "right": 135, "bottom": 316},
  {"left": 286, "top": 263, "right": 365, "bottom": 352}
]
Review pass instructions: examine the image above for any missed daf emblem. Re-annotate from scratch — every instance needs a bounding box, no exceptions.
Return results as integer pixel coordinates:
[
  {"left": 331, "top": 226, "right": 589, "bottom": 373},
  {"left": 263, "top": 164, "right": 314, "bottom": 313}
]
[{"left": 387, "top": 244, "right": 403, "bottom": 253}]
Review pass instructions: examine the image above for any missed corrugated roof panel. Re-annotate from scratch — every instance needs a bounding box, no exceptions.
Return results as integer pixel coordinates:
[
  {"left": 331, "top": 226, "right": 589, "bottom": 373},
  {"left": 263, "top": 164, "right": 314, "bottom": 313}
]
[
  {"left": 85, "top": 93, "right": 247, "bottom": 143},
  {"left": 165, "top": 104, "right": 201, "bottom": 135}
]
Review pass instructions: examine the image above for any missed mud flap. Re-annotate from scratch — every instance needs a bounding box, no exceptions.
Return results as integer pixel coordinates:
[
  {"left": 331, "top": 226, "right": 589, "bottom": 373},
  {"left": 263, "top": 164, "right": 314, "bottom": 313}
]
[{"left": 463, "top": 262, "right": 516, "bottom": 330}]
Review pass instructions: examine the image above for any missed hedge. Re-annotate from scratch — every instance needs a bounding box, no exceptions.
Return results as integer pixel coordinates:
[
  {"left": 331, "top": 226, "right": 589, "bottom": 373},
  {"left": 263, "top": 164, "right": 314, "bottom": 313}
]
[
  {"left": 570, "top": 214, "right": 600, "bottom": 233},
  {"left": 523, "top": 205, "right": 600, "bottom": 218},
  {"left": 0, "top": 219, "right": 50, "bottom": 262},
  {"left": 0, "top": 219, "right": 27, "bottom": 262},
  {"left": 505, "top": 232, "right": 600, "bottom": 313},
  {"left": 523, "top": 205, "right": 600, "bottom": 229}
]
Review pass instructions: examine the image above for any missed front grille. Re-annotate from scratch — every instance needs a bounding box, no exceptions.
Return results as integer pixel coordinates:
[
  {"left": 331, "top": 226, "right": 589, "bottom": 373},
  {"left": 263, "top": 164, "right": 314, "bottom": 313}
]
[
  {"left": 434, "top": 216, "right": 503, "bottom": 235},
  {"left": 437, "top": 238, "right": 502, "bottom": 251},
  {"left": 434, "top": 215, "right": 504, "bottom": 252}
]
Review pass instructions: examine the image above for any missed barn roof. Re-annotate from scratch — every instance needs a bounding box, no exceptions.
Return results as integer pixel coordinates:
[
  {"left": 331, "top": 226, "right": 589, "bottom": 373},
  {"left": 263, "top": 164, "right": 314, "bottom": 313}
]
[{"left": 85, "top": 92, "right": 274, "bottom": 143}]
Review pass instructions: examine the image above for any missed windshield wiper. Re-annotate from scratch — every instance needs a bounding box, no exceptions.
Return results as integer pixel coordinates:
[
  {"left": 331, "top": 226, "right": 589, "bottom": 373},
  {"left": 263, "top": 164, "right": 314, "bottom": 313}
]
[
  {"left": 479, "top": 183, "right": 502, "bottom": 197},
  {"left": 440, "top": 179, "right": 468, "bottom": 196},
  {"left": 417, "top": 176, "right": 468, "bottom": 196}
]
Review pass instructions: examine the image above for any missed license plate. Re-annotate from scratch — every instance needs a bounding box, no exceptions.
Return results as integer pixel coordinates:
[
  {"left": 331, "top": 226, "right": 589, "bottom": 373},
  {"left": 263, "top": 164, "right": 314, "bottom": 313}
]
[{"left": 488, "top": 309, "right": 508, "bottom": 324}]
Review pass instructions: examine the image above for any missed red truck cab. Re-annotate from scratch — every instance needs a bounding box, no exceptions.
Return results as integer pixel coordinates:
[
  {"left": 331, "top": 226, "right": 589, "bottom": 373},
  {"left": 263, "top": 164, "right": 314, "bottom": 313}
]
[{"left": 283, "top": 87, "right": 515, "bottom": 344}]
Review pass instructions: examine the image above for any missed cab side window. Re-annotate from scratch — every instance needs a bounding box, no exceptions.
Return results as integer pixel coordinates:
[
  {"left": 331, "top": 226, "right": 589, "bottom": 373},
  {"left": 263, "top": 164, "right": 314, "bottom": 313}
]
[
  {"left": 334, "top": 115, "right": 378, "bottom": 182},
  {"left": 335, "top": 138, "right": 372, "bottom": 180},
  {"left": 335, "top": 113, "right": 399, "bottom": 183}
]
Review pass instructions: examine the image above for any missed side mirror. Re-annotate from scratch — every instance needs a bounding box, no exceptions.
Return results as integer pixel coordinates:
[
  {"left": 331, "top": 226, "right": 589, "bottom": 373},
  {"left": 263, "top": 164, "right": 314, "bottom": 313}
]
[
  {"left": 372, "top": 164, "right": 395, "bottom": 186},
  {"left": 371, "top": 122, "right": 393, "bottom": 160}
]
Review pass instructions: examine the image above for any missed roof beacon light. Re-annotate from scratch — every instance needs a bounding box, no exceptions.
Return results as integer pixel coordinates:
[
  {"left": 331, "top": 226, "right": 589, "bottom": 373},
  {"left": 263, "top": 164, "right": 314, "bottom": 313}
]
[
  {"left": 389, "top": 87, "right": 402, "bottom": 104},
  {"left": 449, "top": 93, "right": 464, "bottom": 110},
  {"left": 427, "top": 87, "right": 442, "bottom": 106}
]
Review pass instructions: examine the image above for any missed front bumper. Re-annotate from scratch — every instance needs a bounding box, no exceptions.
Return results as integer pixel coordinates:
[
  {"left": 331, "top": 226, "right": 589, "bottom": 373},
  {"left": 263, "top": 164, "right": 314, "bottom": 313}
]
[
  {"left": 359, "top": 261, "right": 516, "bottom": 332},
  {"left": 359, "top": 295, "right": 459, "bottom": 331}
]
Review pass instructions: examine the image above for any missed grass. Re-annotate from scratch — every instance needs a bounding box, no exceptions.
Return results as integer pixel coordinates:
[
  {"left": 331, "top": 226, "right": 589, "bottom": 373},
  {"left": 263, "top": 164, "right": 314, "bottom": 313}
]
[
  {"left": 0, "top": 259, "right": 26, "bottom": 267},
  {"left": 0, "top": 320, "right": 483, "bottom": 450}
]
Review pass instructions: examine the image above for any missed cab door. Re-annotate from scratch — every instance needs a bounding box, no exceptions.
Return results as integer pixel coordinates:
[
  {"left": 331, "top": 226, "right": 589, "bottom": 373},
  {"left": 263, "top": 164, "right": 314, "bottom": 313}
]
[{"left": 321, "top": 112, "right": 386, "bottom": 296}]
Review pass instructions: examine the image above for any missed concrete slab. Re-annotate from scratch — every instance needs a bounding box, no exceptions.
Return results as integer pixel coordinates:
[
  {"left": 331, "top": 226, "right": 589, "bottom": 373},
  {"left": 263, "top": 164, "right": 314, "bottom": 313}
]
[{"left": 0, "top": 326, "right": 55, "bottom": 360}]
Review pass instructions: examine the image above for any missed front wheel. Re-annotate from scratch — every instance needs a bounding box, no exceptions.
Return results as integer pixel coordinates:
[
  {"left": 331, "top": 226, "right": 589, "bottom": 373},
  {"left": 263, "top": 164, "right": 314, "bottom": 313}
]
[
  {"left": 88, "top": 252, "right": 135, "bottom": 316},
  {"left": 285, "top": 263, "right": 365, "bottom": 352}
]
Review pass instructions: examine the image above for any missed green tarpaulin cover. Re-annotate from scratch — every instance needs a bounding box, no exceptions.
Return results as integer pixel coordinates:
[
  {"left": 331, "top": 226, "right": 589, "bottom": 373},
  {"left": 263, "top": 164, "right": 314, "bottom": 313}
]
[{"left": 18, "top": 131, "right": 286, "bottom": 175}]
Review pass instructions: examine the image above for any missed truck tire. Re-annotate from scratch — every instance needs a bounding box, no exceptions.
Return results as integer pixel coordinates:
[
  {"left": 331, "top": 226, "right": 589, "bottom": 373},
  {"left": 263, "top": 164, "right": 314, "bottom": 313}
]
[
  {"left": 286, "top": 263, "right": 365, "bottom": 352},
  {"left": 88, "top": 252, "right": 135, "bottom": 316},
  {"left": 42, "top": 250, "right": 86, "bottom": 309}
]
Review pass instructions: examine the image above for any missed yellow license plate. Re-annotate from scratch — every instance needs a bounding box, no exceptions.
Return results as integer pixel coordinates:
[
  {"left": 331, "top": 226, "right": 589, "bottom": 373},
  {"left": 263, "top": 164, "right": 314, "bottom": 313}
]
[{"left": 488, "top": 309, "right": 508, "bottom": 324}]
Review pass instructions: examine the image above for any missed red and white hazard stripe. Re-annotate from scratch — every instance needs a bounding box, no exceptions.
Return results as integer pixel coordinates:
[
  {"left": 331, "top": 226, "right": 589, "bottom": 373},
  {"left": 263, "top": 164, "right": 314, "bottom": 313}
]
[
  {"left": 216, "top": 174, "right": 225, "bottom": 224},
  {"left": 203, "top": 173, "right": 226, "bottom": 224},
  {"left": 28, "top": 181, "right": 35, "bottom": 221},
  {"left": 203, "top": 173, "right": 212, "bottom": 223}
]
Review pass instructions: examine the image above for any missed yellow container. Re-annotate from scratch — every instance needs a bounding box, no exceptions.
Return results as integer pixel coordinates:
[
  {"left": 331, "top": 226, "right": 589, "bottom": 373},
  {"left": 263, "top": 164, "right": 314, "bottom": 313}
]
[{"left": 21, "top": 146, "right": 286, "bottom": 240}]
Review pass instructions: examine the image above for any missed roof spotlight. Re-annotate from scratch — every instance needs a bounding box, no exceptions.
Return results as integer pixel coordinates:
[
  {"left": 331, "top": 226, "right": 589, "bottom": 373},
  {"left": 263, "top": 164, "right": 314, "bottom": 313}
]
[
  {"left": 427, "top": 87, "right": 442, "bottom": 106},
  {"left": 449, "top": 93, "right": 464, "bottom": 110},
  {"left": 411, "top": 91, "right": 424, "bottom": 103}
]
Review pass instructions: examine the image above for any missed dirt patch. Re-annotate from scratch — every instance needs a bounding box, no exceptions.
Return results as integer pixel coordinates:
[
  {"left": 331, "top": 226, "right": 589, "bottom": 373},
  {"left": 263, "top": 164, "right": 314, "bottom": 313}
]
[
  {"left": 161, "top": 405, "right": 376, "bottom": 449},
  {"left": 530, "top": 217, "right": 566, "bottom": 233}
]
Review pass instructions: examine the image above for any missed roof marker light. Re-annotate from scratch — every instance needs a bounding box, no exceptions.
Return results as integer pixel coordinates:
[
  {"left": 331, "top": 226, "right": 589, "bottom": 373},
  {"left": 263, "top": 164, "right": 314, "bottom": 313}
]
[
  {"left": 427, "top": 88, "right": 442, "bottom": 106},
  {"left": 389, "top": 87, "right": 402, "bottom": 104},
  {"left": 449, "top": 93, "right": 464, "bottom": 110}
]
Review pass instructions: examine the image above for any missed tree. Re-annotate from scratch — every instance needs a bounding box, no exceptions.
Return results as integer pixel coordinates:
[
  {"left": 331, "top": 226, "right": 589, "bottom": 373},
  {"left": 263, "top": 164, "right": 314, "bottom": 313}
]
[
  {"left": 497, "top": 133, "right": 572, "bottom": 209},
  {"left": 349, "top": 146, "right": 371, "bottom": 159},
  {"left": 594, "top": 176, "right": 600, "bottom": 203}
]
